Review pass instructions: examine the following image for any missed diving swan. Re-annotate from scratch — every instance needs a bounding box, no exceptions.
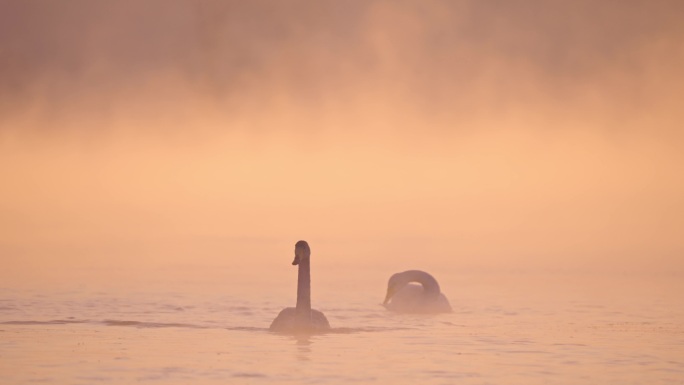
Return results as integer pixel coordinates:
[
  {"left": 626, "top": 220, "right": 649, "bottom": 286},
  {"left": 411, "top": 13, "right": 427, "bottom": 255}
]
[
  {"left": 270, "top": 240, "right": 331, "bottom": 333},
  {"left": 383, "top": 270, "right": 452, "bottom": 313}
]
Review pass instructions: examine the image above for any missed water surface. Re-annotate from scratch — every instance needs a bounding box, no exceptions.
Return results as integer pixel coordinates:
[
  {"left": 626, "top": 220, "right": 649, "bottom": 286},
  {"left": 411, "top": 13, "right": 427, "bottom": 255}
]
[{"left": 1, "top": 268, "right": 682, "bottom": 384}]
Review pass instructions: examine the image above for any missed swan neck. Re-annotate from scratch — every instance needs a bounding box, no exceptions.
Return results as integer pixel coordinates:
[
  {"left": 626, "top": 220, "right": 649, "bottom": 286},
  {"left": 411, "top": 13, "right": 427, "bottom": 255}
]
[
  {"left": 296, "top": 258, "right": 311, "bottom": 314},
  {"left": 407, "top": 270, "right": 441, "bottom": 297}
]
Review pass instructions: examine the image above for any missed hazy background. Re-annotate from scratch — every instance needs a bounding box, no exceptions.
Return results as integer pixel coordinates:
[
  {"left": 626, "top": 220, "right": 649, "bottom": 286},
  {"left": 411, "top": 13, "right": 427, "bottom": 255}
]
[{"left": 1, "top": 0, "right": 683, "bottom": 287}]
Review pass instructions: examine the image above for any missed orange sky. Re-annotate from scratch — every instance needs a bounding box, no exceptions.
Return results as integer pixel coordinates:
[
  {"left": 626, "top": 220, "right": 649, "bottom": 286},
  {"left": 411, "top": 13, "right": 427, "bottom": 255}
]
[{"left": 1, "top": 1, "right": 683, "bottom": 281}]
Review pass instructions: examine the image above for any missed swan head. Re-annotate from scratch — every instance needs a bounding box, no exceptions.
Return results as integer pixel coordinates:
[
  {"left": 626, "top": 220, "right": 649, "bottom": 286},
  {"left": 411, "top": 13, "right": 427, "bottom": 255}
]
[
  {"left": 292, "top": 240, "right": 311, "bottom": 265},
  {"left": 383, "top": 272, "right": 408, "bottom": 305}
]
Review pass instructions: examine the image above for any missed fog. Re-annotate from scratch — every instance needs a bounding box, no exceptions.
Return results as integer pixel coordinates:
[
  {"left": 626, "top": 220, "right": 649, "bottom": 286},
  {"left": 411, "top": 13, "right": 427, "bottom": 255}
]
[{"left": 1, "top": 1, "right": 683, "bottom": 285}]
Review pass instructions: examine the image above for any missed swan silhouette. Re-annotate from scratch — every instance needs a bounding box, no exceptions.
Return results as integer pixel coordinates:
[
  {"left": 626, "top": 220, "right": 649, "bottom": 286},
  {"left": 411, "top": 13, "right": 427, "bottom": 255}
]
[
  {"left": 383, "top": 270, "right": 452, "bottom": 313},
  {"left": 270, "top": 240, "right": 331, "bottom": 333}
]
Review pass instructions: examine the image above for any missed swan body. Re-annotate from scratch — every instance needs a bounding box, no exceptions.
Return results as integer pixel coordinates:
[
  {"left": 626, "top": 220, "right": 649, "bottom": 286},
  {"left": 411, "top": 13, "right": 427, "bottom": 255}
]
[
  {"left": 270, "top": 240, "right": 331, "bottom": 333},
  {"left": 383, "top": 270, "right": 452, "bottom": 313},
  {"left": 270, "top": 308, "right": 330, "bottom": 332}
]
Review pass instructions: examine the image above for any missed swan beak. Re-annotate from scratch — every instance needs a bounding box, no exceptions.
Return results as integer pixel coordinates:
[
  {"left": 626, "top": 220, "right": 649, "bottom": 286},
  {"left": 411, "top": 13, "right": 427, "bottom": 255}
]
[
  {"left": 383, "top": 288, "right": 394, "bottom": 305},
  {"left": 292, "top": 255, "right": 300, "bottom": 265}
]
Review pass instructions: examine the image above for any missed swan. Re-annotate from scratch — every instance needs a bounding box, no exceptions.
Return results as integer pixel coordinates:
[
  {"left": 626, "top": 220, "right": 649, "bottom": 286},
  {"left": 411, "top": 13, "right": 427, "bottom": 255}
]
[
  {"left": 383, "top": 270, "right": 452, "bottom": 313},
  {"left": 270, "top": 240, "right": 331, "bottom": 333}
]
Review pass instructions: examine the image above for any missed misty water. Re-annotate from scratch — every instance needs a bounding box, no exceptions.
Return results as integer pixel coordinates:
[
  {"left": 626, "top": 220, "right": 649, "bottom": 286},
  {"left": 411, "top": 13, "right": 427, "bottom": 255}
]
[
  {"left": 2, "top": 2, "right": 684, "bottom": 384},
  {"left": 1, "top": 265, "right": 682, "bottom": 385}
]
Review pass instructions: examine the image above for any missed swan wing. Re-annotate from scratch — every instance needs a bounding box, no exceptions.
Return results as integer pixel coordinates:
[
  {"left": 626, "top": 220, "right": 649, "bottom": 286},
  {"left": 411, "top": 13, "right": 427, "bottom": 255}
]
[{"left": 385, "top": 284, "right": 452, "bottom": 313}]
